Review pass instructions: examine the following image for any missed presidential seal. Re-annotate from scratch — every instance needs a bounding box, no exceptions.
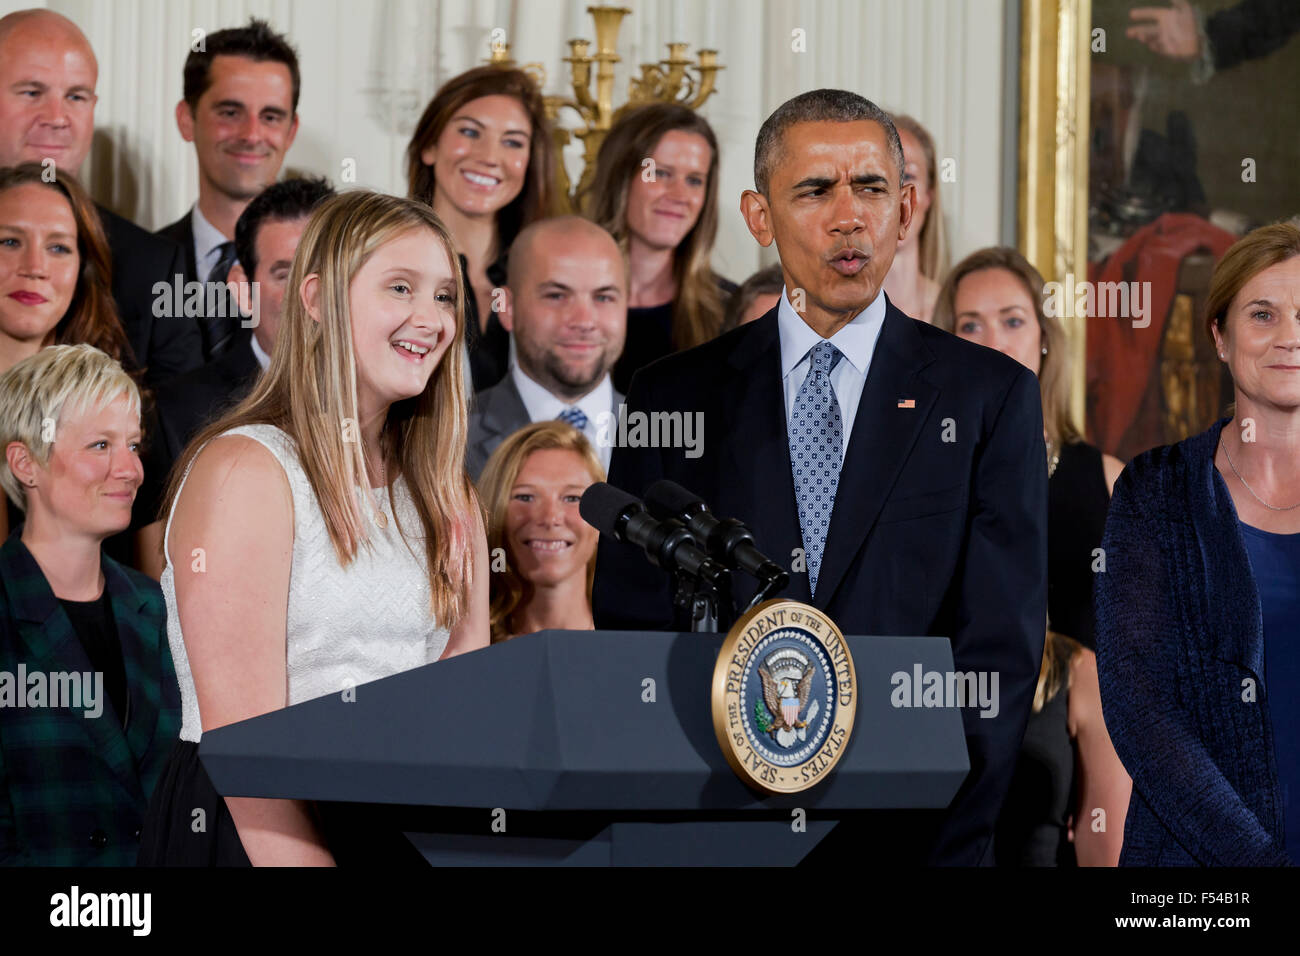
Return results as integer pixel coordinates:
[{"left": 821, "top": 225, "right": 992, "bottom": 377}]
[{"left": 712, "top": 599, "right": 856, "bottom": 794}]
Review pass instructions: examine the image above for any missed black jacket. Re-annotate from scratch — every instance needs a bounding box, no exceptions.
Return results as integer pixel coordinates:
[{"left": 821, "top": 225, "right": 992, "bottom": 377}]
[
  {"left": 151, "top": 329, "right": 261, "bottom": 487},
  {"left": 97, "top": 205, "right": 203, "bottom": 385},
  {"left": 592, "top": 299, "right": 1049, "bottom": 866},
  {"left": 156, "top": 211, "right": 239, "bottom": 362}
]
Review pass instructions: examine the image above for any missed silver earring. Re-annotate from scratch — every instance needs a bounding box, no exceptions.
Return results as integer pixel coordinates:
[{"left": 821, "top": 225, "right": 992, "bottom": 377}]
[{"left": 1041, "top": 346, "right": 1048, "bottom": 355}]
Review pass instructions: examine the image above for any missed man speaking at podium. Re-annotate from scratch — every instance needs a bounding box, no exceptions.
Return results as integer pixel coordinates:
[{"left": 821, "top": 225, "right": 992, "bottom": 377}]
[{"left": 592, "top": 90, "right": 1048, "bottom": 866}]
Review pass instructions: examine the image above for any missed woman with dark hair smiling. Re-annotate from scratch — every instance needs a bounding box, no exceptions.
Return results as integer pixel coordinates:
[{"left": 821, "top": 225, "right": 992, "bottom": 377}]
[
  {"left": 406, "top": 66, "right": 555, "bottom": 391},
  {"left": 0, "top": 163, "right": 138, "bottom": 552},
  {"left": 1096, "top": 223, "right": 1300, "bottom": 866},
  {"left": 0, "top": 164, "right": 128, "bottom": 379},
  {"left": 582, "top": 103, "right": 734, "bottom": 394}
]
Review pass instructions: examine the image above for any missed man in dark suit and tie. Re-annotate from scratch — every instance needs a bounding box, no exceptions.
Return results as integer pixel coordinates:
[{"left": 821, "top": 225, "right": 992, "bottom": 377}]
[
  {"left": 592, "top": 90, "right": 1048, "bottom": 866},
  {"left": 0, "top": 8, "right": 203, "bottom": 385},
  {"left": 467, "top": 216, "right": 628, "bottom": 478},
  {"left": 137, "top": 177, "right": 334, "bottom": 579},
  {"left": 157, "top": 18, "right": 300, "bottom": 362}
]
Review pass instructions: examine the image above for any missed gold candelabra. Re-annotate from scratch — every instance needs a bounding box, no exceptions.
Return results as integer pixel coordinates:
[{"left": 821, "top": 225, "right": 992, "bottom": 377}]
[{"left": 487, "top": 5, "right": 723, "bottom": 213}]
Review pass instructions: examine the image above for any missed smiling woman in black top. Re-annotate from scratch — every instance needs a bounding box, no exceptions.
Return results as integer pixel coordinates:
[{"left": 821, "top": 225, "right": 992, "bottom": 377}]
[
  {"left": 406, "top": 67, "right": 555, "bottom": 391},
  {"left": 935, "top": 247, "right": 1130, "bottom": 866},
  {"left": 582, "top": 104, "right": 734, "bottom": 394}
]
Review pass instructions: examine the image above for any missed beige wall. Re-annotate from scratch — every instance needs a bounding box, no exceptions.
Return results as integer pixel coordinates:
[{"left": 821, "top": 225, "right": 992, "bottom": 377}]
[{"left": 6, "top": 0, "right": 1007, "bottom": 283}]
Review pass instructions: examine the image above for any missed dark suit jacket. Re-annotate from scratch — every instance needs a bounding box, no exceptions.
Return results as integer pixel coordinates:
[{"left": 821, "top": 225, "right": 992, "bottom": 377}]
[
  {"left": 1208, "top": 0, "right": 1300, "bottom": 70},
  {"left": 98, "top": 205, "right": 204, "bottom": 385},
  {"left": 466, "top": 373, "right": 624, "bottom": 478},
  {"left": 152, "top": 329, "right": 261, "bottom": 483},
  {"left": 0, "top": 532, "right": 180, "bottom": 865},
  {"left": 157, "top": 210, "right": 239, "bottom": 362},
  {"left": 1096, "top": 417, "right": 1292, "bottom": 866},
  {"left": 156, "top": 210, "right": 198, "bottom": 286},
  {"left": 592, "top": 300, "right": 1048, "bottom": 866}
]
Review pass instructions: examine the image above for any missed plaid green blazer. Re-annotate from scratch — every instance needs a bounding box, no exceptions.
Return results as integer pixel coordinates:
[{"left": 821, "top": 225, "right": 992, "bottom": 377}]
[{"left": 0, "top": 531, "right": 180, "bottom": 865}]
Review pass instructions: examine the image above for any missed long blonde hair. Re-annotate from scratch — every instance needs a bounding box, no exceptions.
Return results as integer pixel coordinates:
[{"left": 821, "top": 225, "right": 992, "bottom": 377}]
[
  {"left": 1035, "top": 630, "right": 1082, "bottom": 713},
  {"left": 477, "top": 422, "right": 604, "bottom": 643},
  {"left": 932, "top": 246, "right": 1081, "bottom": 449},
  {"left": 581, "top": 103, "right": 725, "bottom": 350},
  {"left": 161, "top": 190, "right": 478, "bottom": 625},
  {"left": 888, "top": 113, "right": 949, "bottom": 282}
]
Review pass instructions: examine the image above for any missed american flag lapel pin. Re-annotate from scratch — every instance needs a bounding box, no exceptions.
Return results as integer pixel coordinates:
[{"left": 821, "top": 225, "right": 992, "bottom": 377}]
[{"left": 897, "top": 398, "right": 916, "bottom": 409}]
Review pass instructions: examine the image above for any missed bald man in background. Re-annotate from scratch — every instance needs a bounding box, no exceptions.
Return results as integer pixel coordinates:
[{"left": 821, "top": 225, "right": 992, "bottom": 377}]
[
  {"left": 0, "top": 9, "right": 203, "bottom": 384},
  {"left": 466, "top": 216, "right": 628, "bottom": 478}
]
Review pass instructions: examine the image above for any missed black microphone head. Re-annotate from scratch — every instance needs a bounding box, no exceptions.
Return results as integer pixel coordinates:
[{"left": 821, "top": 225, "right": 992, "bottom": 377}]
[
  {"left": 644, "top": 478, "right": 706, "bottom": 520},
  {"left": 579, "top": 482, "right": 643, "bottom": 538}
]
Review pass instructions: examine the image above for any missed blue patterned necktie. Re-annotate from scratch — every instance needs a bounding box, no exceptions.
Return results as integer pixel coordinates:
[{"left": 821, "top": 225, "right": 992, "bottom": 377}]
[
  {"left": 556, "top": 406, "right": 588, "bottom": 430},
  {"left": 789, "top": 340, "right": 844, "bottom": 598}
]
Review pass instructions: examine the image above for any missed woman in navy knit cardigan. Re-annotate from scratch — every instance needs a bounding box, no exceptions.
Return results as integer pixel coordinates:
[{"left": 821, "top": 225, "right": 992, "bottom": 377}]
[{"left": 1096, "top": 223, "right": 1300, "bottom": 866}]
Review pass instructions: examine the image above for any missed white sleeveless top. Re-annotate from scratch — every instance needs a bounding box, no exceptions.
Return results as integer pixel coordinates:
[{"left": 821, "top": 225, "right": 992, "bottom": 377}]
[{"left": 162, "top": 423, "right": 450, "bottom": 741}]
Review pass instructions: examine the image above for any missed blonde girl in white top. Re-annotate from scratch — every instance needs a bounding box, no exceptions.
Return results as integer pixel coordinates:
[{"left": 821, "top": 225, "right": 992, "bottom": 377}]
[{"left": 140, "top": 190, "right": 489, "bottom": 867}]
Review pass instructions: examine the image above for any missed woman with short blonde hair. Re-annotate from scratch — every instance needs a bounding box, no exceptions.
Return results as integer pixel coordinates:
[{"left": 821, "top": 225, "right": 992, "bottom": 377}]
[
  {"left": 140, "top": 190, "right": 490, "bottom": 867},
  {"left": 582, "top": 103, "right": 733, "bottom": 393},
  {"left": 0, "top": 344, "right": 179, "bottom": 865},
  {"left": 478, "top": 421, "right": 603, "bottom": 643}
]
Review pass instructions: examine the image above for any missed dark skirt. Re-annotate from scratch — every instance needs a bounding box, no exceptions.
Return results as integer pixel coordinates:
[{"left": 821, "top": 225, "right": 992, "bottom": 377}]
[
  {"left": 138, "top": 738, "right": 252, "bottom": 866},
  {"left": 138, "top": 739, "right": 426, "bottom": 866}
]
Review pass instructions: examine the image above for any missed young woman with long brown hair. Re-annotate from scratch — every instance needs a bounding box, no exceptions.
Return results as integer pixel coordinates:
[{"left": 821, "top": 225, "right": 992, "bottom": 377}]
[
  {"left": 582, "top": 103, "right": 733, "bottom": 394},
  {"left": 0, "top": 163, "right": 135, "bottom": 548},
  {"left": 406, "top": 66, "right": 554, "bottom": 391}
]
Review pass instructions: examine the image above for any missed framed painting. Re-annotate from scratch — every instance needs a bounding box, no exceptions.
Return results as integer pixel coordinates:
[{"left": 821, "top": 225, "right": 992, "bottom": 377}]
[{"left": 1019, "top": 0, "right": 1299, "bottom": 460}]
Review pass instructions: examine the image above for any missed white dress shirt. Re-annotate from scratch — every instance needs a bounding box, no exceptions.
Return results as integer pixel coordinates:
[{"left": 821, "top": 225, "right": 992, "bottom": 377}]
[
  {"left": 249, "top": 332, "right": 271, "bottom": 372},
  {"left": 777, "top": 286, "right": 888, "bottom": 460},
  {"left": 511, "top": 364, "right": 615, "bottom": 472},
  {"left": 190, "top": 204, "right": 231, "bottom": 281}
]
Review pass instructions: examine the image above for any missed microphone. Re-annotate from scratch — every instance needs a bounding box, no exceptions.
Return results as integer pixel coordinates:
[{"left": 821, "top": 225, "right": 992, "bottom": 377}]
[
  {"left": 580, "top": 482, "right": 729, "bottom": 588},
  {"left": 644, "top": 479, "right": 789, "bottom": 593}
]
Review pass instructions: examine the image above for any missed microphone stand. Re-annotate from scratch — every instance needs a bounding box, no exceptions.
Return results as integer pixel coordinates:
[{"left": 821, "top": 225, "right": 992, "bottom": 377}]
[
  {"left": 743, "top": 571, "right": 787, "bottom": 613},
  {"left": 673, "top": 571, "right": 731, "bottom": 633}
]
